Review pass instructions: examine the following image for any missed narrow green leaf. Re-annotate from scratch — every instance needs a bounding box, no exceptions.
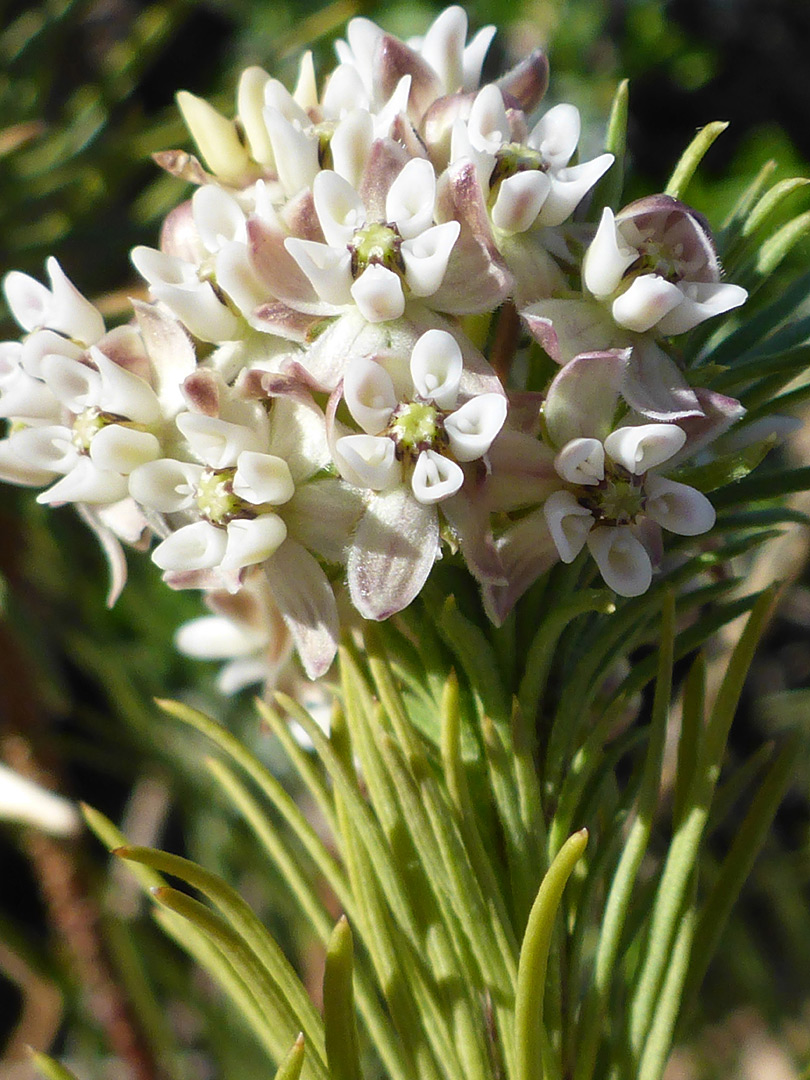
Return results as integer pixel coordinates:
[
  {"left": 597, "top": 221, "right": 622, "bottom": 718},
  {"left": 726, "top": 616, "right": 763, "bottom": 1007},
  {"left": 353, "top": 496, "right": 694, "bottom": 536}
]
[
  {"left": 118, "top": 846, "right": 327, "bottom": 1064},
  {"left": 711, "top": 465, "right": 810, "bottom": 508},
  {"left": 589, "top": 78, "right": 629, "bottom": 212},
  {"left": 515, "top": 829, "right": 589, "bottom": 1080},
  {"left": 324, "top": 918, "right": 362, "bottom": 1080},
  {"left": 80, "top": 803, "right": 163, "bottom": 892},
  {"left": 700, "top": 269, "right": 810, "bottom": 365},
  {"left": 672, "top": 655, "right": 706, "bottom": 828},
  {"left": 757, "top": 209, "right": 810, "bottom": 275},
  {"left": 673, "top": 436, "right": 777, "bottom": 493},
  {"left": 275, "top": 1036, "right": 306, "bottom": 1080},
  {"left": 721, "top": 159, "right": 777, "bottom": 231},
  {"left": 665, "top": 121, "right": 728, "bottom": 200},
  {"left": 29, "top": 1052, "right": 81, "bottom": 1080},
  {"left": 743, "top": 177, "right": 810, "bottom": 236}
]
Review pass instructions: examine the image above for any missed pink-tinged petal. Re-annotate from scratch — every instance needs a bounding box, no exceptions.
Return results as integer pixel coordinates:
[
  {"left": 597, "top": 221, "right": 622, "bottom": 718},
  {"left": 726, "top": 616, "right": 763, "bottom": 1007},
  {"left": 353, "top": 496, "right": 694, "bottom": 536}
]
[
  {"left": 444, "top": 393, "right": 507, "bottom": 461},
  {"left": 410, "top": 328, "right": 462, "bottom": 408},
  {"left": 555, "top": 438, "right": 605, "bottom": 485},
  {"left": 386, "top": 157, "right": 437, "bottom": 239},
  {"left": 252, "top": 303, "right": 323, "bottom": 341},
  {"left": 344, "top": 355, "right": 397, "bottom": 433},
  {"left": 612, "top": 274, "right": 684, "bottom": 333},
  {"left": 263, "top": 540, "right": 339, "bottom": 678},
  {"left": 220, "top": 514, "right": 287, "bottom": 571},
  {"left": 644, "top": 474, "right": 716, "bottom": 536},
  {"left": 496, "top": 48, "right": 549, "bottom": 113},
  {"left": 182, "top": 369, "right": 221, "bottom": 417},
  {"left": 655, "top": 282, "right": 747, "bottom": 336},
  {"left": 443, "top": 479, "right": 505, "bottom": 586},
  {"left": 616, "top": 194, "right": 719, "bottom": 283},
  {"left": 492, "top": 171, "right": 552, "bottom": 234},
  {"left": 37, "top": 457, "right": 129, "bottom": 506},
  {"left": 284, "top": 477, "right": 365, "bottom": 564},
  {"left": 348, "top": 487, "right": 439, "bottom": 619},
  {"left": 246, "top": 217, "right": 320, "bottom": 309},
  {"left": 604, "top": 423, "right": 687, "bottom": 474},
  {"left": 152, "top": 521, "right": 227, "bottom": 572},
  {"left": 481, "top": 506, "right": 558, "bottom": 625},
  {"left": 485, "top": 429, "right": 558, "bottom": 512},
  {"left": 623, "top": 339, "right": 703, "bottom": 421},
  {"left": 160, "top": 200, "right": 207, "bottom": 263},
  {"left": 666, "top": 387, "right": 745, "bottom": 465},
  {"left": 358, "top": 138, "right": 410, "bottom": 222},
  {"left": 544, "top": 489, "right": 594, "bottom": 562},
  {"left": 375, "top": 35, "right": 442, "bottom": 121},
  {"left": 76, "top": 503, "right": 133, "bottom": 607},
  {"left": 544, "top": 348, "right": 630, "bottom": 446},
  {"left": 351, "top": 265, "right": 405, "bottom": 322},
  {"left": 93, "top": 323, "right": 151, "bottom": 382},
  {"left": 583, "top": 207, "right": 639, "bottom": 298},
  {"left": 132, "top": 300, "right": 196, "bottom": 416},
  {"left": 521, "top": 299, "right": 623, "bottom": 365},
  {"left": 411, "top": 449, "right": 464, "bottom": 503},
  {"left": 587, "top": 526, "right": 652, "bottom": 597},
  {"left": 40, "top": 354, "right": 101, "bottom": 412}
]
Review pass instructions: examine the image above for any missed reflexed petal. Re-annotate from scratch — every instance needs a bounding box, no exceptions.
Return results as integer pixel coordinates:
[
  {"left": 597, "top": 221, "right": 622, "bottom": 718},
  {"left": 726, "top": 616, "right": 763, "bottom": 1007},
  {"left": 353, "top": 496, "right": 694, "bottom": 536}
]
[
  {"left": 386, "top": 158, "right": 437, "bottom": 240},
  {"left": 656, "top": 281, "right": 748, "bottom": 336},
  {"left": 89, "top": 425, "right": 161, "bottom": 474},
  {"left": 263, "top": 538, "right": 339, "bottom": 678},
  {"left": 152, "top": 520, "right": 228, "bottom": 571},
  {"left": 409, "top": 328, "right": 462, "bottom": 408},
  {"left": 284, "top": 239, "right": 353, "bottom": 306},
  {"left": 175, "top": 613, "right": 269, "bottom": 659},
  {"left": 192, "top": 186, "right": 247, "bottom": 251},
  {"left": 149, "top": 280, "right": 240, "bottom": 343},
  {"left": 131, "top": 246, "right": 197, "bottom": 287},
  {"left": 554, "top": 437, "right": 605, "bottom": 484},
  {"left": 37, "top": 456, "right": 129, "bottom": 506},
  {"left": 528, "top": 103, "right": 581, "bottom": 168},
  {"left": 604, "top": 423, "right": 686, "bottom": 474},
  {"left": 350, "top": 264, "right": 405, "bottom": 322},
  {"left": 401, "top": 221, "right": 459, "bottom": 297},
  {"left": 467, "top": 84, "right": 509, "bottom": 155},
  {"left": 582, "top": 208, "right": 638, "bottom": 298},
  {"left": 542, "top": 348, "right": 630, "bottom": 446},
  {"left": 313, "top": 171, "right": 367, "bottom": 247},
  {"left": 221, "top": 514, "right": 287, "bottom": 570},
  {"left": 92, "top": 347, "right": 161, "bottom": 425},
  {"left": 419, "top": 5, "right": 467, "bottom": 90},
  {"left": 644, "top": 474, "right": 716, "bottom": 536},
  {"left": 344, "top": 356, "right": 397, "bottom": 432},
  {"left": 462, "top": 24, "right": 496, "bottom": 90},
  {"left": 587, "top": 525, "right": 652, "bottom": 596},
  {"left": 336, "top": 434, "right": 401, "bottom": 489},
  {"left": 177, "top": 412, "right": 262, "bottom": 467},
  {"left": 411, "top": 449, "right": 463, "bottom": 503},
  {"left": 233, "top": 451, "right": 295, "bottom": 505},
  {"left": 622, "top": 339, "right": 703, "bottom": 422},
  {"left": 444, "top": 393, "right": 507, "bottom": 461},
  {"left": 128, "top": 458, "right": 201, "bottom": 511},
  {"left": 347, "top": 487, "right": 439, "bottom": 620},
  {"left": 535, "top": 155, "right": 614, "bottom": 228},
  {"left": 40, "top": 354, "right": 101, "bottom": 412},
  {"left": 543, "top": 489, "right": 594, "bottom": 562},
  {"left": 611, "top": 274, "right": 684, "bottom": 333},
  {"left": 216, "top": 241, "right": 270, "bottom": 317},
  {"left": 491, "top": 171, "right": 551, "bottom": 234}
]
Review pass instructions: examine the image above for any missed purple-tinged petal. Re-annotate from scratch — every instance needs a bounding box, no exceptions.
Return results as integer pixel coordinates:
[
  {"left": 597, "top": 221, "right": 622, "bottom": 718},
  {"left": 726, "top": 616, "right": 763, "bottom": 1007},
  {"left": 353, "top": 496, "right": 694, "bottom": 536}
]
[
  {"left": 481, "top": 507, "right": 558, "bottom": 625},
  {"left": 246, "top": 217, "right": 320, "bottom": 310},
  {"left": 358, "top": 138, "right": 410, "bottom": 222},
  {"left": 623, "top": 339, "right": 703, "bottom": 421},
  {"left": 348, "top": 487, "right": 439, "bottom": 620},
  {"left": 375, "top": 34, "right": 443, "bottom": 120},
  {"left": 521, "top": 299, "right": 623, "bottom": 365},
  {"left": 441, "top": 483, "right": 506, "bottom": 586},
  {"left": 496, "top": 48, "right": 549, "bottom": 113},
  {"left": 485, "top": 429, "right": 558, "bottom": 511},
  {"left": 663, "top": 387, "right": 745, "bottom": 467},
  {"left": 132, "top": 300, "right": 196, "bottom": 416},
  {"left": 263, "top": 540, "right": 339, "bottom": 678},
  {"left": 251, "top": 303, "right": 323, "bottom": 341},
  {"left": 544, "top": 348, "right": 631, "bottom": 447}
]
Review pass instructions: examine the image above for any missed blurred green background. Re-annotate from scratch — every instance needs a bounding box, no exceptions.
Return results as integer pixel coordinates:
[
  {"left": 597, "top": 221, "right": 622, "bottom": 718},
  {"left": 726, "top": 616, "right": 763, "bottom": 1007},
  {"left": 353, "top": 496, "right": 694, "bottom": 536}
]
[{"left": 1, "top": 0, "right": 810, "bottom": 1076}]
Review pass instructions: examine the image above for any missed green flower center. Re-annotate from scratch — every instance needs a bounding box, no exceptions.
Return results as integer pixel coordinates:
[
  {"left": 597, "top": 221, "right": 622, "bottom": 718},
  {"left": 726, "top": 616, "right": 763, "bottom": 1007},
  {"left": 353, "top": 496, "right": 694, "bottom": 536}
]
[
  {"left": 490, "top": 142, "right": 548, "bottom": 187},
  {"left": 195, "top": 467, "right": 246, "bottom": 525},
  {"left": 349, "top": 222, "right": 404, "bottom": 278},
  {"left": 388, "top": 401, "right": 443, "bottom": 459},
  {"left": 577, "top": 463, "right": 646, "bottom": 526}
]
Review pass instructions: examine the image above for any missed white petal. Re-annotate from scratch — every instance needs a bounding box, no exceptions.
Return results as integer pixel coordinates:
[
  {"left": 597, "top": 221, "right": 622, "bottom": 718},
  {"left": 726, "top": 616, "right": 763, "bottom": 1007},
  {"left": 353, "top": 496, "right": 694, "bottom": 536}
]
[
  {"left": 20, "top": 328, "right": 83, "bottom": 379},
  {"left": 175, "top": 614, "right": 269, "bottom": 660},
  {"left": 37, "top": 457, "right": 129, "bottom": 506},
  {"left": 467, "top": 84, "right": 509, "bottom": 155},
  {"left": 149, "top": 280, "right": 240, "bottom": 343},
  {"left": 644, "top": 474, "right": 716, "bottom": 536},
  {"left": 604, "top": 423, "right": 686, "bottom": 474},
  {"left": 386, "top": 158, "right": 437, "bottom": 240},
  {"left": 462, "top": 24, "right": 496, "bottom": 90},
  {"left": 655, "top": 282, "right": 748, "bottom": 336},
  {"left": 583, "top": 208, "right": 638, "bottom": 298},
  {"left": 343, "top": 356, "right": 397, "bottom": 433},
  {"left": 131, "top": 246, "right": 197, "bottom": 287},
  {"left": 263, "top": 107, "right": 320, "bottom": 196},
  {"left": 528, "top": 103, "right": 581, "bottom": 169},
  {"left": 91, "top": 347, "right": 161, "bottom": 425},
  {"left": 128, "top": 458, "right": 201, "bottom": 511},
  {"left": 587, "top": 525, "right": 652, "bottom": 596},
  {"left": 444, "top": 393, "right": 507, "bottom": 461},
  {"left": 0, "top": 364, "right": 58, "bottom": 420},
  {"left": 322, "top": 63, "right": 370, "bottom": 119},
  {"left": 152, "top": 520, "right": 227, "bottom": 571},
  {"left": 44, "top": 258, "right": 105, "bottom": 344},
  {"left": 263, "top": 78, "right": 310, "bottom": 126},
  {"left": 401, "top": 221, "right": 459, "bottom": 297},
  {"left": 313, "top": 170, "right": 367, "bottom": 248},
  {"left": 350, "top": 264, "right": 405, "bottom": 322},
  {"left": 192, "top": 186, "right": 247, "bottom": 252},
  {"left": 177, "top": 413, "right": 262, "bottom": 468},
  {"left": 0, "top": 763, "right": 80, "bottom": 836},
  {"left": 420, "top": 5, "right": 467, "bottom": 89},
  {"left": 543, "top": 489, "right": 594, "bottom": 563},
  {"left": 554, "top": 437, "right": 605, "bottom": 485},
  {"left": 220, "top": 514, "right": 287, "bottom": 570},
  {"left": 491, "top": 171, "right": 552, "bottom": 234},
  {"left": 9, "top": 424, "right": 76, "bottom": 472},
  {"left": 232, "top": 451, "right": 295, "bottom": 505},
  {"left": 3, "top": 271, "right": 53, "bottom": 332},
  {"left": 0, "top": 436, "right": 58, "bottom": 487},
  {"left": 237, "top": 66, "right": 274, "bottom": 166},
  {"left": 89, "top": 424, "right": 161, "bottom": 474},
  {"left": 335, "top": 434, "right": 401, "bottom": 490},
  {"left": 535, "top": 155, "right": 614, "bottom": 228},
  {"left": 293, "top": 50, "right": 318, "bottom": 110},
  {"left": 330, "top": 109, "right": 374, "bottom": 188},
  {"left": 40, "top": 353, "right": 101, "bottom": 411},
  {"left": 411, "top": 448, "right": 463, "bottom": 503},
  {"left": 611, "top": 274, "right": 684, "bottom": 333},
  {"left": 284, "top": 239, "right": 353, "bottom": 306},
  {"left": 409, "top": 328, "right": 462, "bottom": 408},
  {"left": 215, "top": 241, "right": 269, "bottom": 317}
]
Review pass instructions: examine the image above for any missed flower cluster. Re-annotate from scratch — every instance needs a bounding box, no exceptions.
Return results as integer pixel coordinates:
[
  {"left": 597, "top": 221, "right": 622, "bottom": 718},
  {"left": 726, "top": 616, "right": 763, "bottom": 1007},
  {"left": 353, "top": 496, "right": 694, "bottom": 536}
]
[{"left": 0, "top": 7, "right": 753, "bottom": 685}]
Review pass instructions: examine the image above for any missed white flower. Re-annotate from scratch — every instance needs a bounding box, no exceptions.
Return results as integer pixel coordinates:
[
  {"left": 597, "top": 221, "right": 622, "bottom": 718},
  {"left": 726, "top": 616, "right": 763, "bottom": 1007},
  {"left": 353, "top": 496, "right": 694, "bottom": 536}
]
[
  {"left": 2, "top": 258, "right": 105, "bottom": 346},
  {"left": 0, "top": 763, "right": 80, "bottom": 836}
]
